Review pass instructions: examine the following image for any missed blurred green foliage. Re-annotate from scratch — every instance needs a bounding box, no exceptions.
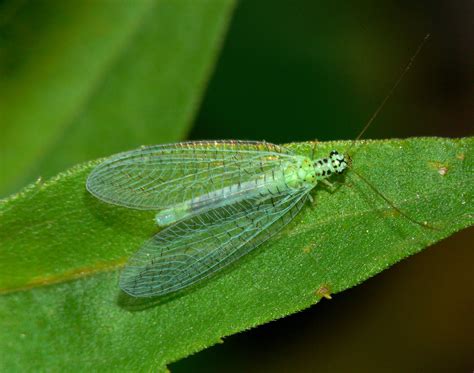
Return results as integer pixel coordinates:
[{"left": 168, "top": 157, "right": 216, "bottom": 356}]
[{"left": 0, "top": 0, "right": 234, "bottom": 196}]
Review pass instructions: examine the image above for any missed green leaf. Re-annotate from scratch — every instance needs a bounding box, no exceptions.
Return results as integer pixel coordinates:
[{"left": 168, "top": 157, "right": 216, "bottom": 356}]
[
  {"left": 0, "top": 137, "right": 472, "bottom": 371},
  {"left": 0, "top": 0, "right": 235, "bottom": 196}
]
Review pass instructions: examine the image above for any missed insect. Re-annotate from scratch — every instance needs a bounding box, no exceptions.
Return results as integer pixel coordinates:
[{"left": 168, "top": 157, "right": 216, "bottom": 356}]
[
  {"left": 86, "top": 35, "right": 430, "bottom": 298},
  {"left": 87, "top": 141, "right": 349, "bottom": 297}
]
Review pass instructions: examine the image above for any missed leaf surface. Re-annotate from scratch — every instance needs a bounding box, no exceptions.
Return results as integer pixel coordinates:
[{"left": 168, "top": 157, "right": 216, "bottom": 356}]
[{"left": 0, "top": 137, "right": 472, "bottom": 371}]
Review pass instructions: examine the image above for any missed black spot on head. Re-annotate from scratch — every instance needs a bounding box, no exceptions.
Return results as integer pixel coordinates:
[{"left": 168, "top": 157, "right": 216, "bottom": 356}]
[
  {"left": 323, "top": 158, "right": 328, "bottom": 163},
  {"left": 327, "top": 170, "right": 332, "bottom": 175}
]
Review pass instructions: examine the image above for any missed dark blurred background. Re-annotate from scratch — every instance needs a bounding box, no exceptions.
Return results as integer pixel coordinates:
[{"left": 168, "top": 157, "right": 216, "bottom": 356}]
[
  {"left": 190, "top": 0, "right": 472, "bottom": 143},
  {"left": 173, "top": 0, "right": 473, "bottom": 372}
]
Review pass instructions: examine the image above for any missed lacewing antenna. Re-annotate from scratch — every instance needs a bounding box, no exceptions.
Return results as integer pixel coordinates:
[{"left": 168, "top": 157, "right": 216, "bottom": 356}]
[
  {"left": 347, "top": 33, "right": 431, "bottom": 154},
  {"left": 346, "top": 33, "right": 437, "bottom": 230},
  {"left": 350, "top": 168, "right": 440, "bottom": 230}
]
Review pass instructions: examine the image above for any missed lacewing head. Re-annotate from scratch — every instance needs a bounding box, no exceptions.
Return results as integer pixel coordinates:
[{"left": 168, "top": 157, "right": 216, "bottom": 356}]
[{"left": 328, "top": 150, "right": 349, "bottom": 174}]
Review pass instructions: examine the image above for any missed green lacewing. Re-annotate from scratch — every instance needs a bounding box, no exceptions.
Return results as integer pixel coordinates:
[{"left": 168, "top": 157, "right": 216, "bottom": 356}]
[
  {"left": 87, "top": 142, "right": 348, "bottom": 297},
  {"left": 87, "top": 35, "right": 430, "bottom": 298}
]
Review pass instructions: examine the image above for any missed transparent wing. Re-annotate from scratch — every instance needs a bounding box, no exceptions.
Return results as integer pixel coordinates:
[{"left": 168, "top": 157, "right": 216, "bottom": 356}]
[
  {"left": 87, "top": 140, "right": 296, "bottom": 210},
  {"left": 119, "top": 187, "right": 311, "bottom": 297}
]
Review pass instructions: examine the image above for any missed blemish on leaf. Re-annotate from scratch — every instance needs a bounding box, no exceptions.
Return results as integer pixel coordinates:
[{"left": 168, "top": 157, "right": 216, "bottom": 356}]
[
  {"left": 316, "top": 284, "right": 332, "bottom": 300},
  {"left": 382, "top": 209, "right": 400, "bottom": 218},
  {"left": 428, "top": 161, "right": 449, "bottom": 175},
  {"left": 303, "top": 243, "right": 317, "bottom": 254},
  {"left": 456, "top": 153, "right": 465, "bottom": 161},
  {"left": 438, "top": 166, "right": 448, "bottom": 176}
]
